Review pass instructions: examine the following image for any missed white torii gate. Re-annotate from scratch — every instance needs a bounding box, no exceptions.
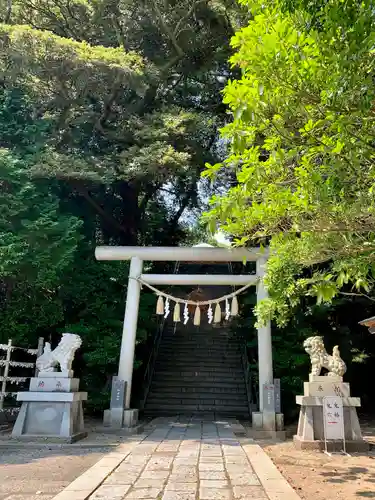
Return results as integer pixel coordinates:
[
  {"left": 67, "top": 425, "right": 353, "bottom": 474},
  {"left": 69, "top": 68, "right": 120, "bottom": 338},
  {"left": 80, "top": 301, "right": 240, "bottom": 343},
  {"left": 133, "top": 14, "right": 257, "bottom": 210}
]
[{"left": 95, "top": 245, "right": 278, "bottom": 430}]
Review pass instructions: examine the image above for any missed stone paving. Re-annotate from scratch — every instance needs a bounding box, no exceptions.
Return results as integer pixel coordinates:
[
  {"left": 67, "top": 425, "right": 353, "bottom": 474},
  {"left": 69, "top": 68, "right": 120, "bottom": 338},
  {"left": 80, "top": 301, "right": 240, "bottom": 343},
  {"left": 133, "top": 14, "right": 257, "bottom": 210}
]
[{"left": 64, "top": 417, "right": 299, "bottom": 500}]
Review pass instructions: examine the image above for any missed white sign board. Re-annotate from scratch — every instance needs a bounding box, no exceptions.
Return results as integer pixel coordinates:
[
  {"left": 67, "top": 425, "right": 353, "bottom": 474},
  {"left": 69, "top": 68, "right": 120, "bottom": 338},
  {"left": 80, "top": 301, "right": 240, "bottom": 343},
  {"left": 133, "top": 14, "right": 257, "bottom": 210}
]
[{"left": 323, "top": 396, "right": 344, "bottom": 440}]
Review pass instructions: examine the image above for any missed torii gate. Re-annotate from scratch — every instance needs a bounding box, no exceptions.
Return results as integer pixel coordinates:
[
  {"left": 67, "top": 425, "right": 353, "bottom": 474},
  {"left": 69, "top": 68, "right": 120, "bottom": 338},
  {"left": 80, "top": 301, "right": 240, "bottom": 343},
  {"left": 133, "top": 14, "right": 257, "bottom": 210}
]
[{"left": 95, "top": 245, "right": 279, "bottom": 431}]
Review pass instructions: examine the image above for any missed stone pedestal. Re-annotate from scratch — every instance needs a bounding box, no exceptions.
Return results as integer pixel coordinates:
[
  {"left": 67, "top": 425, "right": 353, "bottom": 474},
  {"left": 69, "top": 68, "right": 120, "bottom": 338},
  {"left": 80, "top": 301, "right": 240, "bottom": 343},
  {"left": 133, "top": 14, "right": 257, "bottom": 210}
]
[
  {"left": 103, "top": 408, "right": 138, "bottom": 429},
  {"left": 251, "top": 411, "right": 286, "bottom": 439},
  {"left": 12, "top": 372, "right": 87, "bottom": 443},
  {"left": 294, "top": 375, "right": 369, "bottom": 452},
  {"left": 103, "top": 376, "right": 139, "bottom": 430}
]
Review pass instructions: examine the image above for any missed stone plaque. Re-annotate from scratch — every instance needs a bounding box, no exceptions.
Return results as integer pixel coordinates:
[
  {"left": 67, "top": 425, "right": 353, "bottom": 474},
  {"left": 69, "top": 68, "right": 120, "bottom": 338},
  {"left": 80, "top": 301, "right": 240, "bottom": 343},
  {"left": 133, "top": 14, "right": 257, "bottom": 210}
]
[
  {"left": 323, "top": 396, "right": 344, "bottom": 440},
  {"left": 24, "top": 402, "right": 64, "bottom": 435},
  {"left": 274, "top": 378, "right": 281, "bottom": 413},
  {"left": 110, "top": 377, "right": 127, "bottom": 409},
  {"left": 263, "top": 383, "right": 275, "bottom": 412},
  {"left": 304, "top": 381, "right": 350, "bottom": 397},
  {"left": 30, "top": 377, "right": 79, "bottom": 393}
]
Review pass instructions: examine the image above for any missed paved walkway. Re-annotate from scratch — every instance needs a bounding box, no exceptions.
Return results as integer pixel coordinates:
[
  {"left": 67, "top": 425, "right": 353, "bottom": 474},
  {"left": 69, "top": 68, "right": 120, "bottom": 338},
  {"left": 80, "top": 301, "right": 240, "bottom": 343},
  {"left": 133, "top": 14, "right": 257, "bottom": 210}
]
[{"left": 54, "top": 417, "right": 301, "bottom": 500}]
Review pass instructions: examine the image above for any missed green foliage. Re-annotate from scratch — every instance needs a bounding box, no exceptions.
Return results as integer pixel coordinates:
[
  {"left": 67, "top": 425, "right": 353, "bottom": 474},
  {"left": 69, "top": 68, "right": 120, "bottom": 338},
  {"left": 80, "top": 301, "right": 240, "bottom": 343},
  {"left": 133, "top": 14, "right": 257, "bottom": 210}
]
[
  {"left": 0, "top": 1, "right": 244, "bottom": 411},
  {"left": 0, "top": 149, "right": 81, "bottom": 284},
  {"left": 204, "top": 0, "right": 375, "bottom": 325},
  {"left": 235, "top": 288, "right": 375, "bottom": 419}
]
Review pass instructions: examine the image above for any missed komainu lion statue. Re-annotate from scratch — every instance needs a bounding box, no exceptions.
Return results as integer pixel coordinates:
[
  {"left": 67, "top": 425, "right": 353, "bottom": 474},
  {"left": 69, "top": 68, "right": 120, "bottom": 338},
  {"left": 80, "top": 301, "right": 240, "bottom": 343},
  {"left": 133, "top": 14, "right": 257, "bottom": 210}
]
[
  {"left": 303, "top": 336, "right": 347, "bottom": 377},
  {"left": 36, "top": 333, "right": 82, "bottom": 374}
]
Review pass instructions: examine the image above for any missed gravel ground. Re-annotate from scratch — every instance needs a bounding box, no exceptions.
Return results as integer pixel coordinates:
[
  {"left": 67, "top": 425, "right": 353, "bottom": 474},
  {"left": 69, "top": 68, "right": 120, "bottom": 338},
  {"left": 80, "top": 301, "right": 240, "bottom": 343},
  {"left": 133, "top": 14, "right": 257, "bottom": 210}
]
[
  {"left": 263, "top": 419, "right": 375, "bottom": 500},
  {"left": 0, "top": 446, "right": 109, "bottom": 500}
]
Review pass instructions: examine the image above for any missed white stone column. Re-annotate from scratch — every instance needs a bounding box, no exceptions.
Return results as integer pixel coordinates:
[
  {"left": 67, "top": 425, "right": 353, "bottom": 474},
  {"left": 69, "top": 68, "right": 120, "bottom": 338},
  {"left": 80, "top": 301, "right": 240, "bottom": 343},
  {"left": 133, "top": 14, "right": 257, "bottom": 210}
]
[
  {"left": 118, "top": 256, "right": 143, "bottom": 408},
  {"left": 256, "top": 256, "right": 273, "bottom": 411}
]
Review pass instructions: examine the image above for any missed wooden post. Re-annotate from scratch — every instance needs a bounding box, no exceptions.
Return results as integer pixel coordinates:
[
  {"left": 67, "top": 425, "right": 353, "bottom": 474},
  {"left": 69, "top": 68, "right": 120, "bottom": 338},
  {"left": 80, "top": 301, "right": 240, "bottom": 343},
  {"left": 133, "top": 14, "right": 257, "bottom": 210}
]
[
  {"left": 35, "top": 337, "right": 44, "bottom": 377},
  {"left": 0, "top": 339, "right": 12, "bottom": 410}
]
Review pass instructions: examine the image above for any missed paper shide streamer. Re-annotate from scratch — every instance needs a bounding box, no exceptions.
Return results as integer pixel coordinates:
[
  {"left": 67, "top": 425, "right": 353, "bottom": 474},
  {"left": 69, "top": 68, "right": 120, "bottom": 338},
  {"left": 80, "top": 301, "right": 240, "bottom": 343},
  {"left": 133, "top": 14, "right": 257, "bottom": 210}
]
[{"left": 139, "top": 278, "right": 254, "bottom": 326}]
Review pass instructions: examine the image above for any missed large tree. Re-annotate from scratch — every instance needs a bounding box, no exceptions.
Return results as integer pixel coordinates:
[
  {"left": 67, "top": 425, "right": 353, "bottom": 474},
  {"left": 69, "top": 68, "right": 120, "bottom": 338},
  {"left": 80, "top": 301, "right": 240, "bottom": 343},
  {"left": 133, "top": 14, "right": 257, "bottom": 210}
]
[
  {"left": 0, "top": 0, "right": 243, "bottom": 409},
  {"left": 204, "top": 0, "right": 375, "bottom": 325},
  {"left": 0, "top": 0, "right": 243, "bottom": 244}
]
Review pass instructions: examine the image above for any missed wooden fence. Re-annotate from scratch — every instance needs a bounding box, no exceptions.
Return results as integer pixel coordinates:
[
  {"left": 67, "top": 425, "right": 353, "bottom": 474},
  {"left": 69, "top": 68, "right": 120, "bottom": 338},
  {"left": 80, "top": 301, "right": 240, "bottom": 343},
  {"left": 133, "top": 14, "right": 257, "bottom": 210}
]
[{"left": 0, "top": 338, "right": 44, "bottom": 410}]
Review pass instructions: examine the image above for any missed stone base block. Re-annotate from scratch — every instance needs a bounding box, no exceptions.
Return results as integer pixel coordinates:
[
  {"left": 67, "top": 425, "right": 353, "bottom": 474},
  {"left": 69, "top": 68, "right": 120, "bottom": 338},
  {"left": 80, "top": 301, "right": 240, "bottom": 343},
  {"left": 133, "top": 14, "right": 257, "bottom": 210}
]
[
  {"left": 296, "top": 400, "right": 363, "bottom": 441},
  {"left": 11, "top": 431, "right": 88, "bottom": 444},
  {"left": 12, "top": 392, "right": 86, "bottom": 442},
  {"left": 252, "top": 412, "right": 284, "bottom": 432},
  {"left": 252, "top": 412, "right": 263, "bottom": 430},
  {"left": 124, "top": 409, "right": 138, "bottom": 428},
  {"left": 293, "top": 435, "right": 370, "bottom": 453},
  {"left": 276, "top": 412, "right": 284, "bottom": 431},
  {"left": 38, "top": 370, "right": 74, "bottom": 378},
  {"left": 30, "top": 377, "right": 79, "bottom": 393},
  {"left": 309, "top": 374, "right": 342, "bottom": 383},
  {"left": 103, "top": 408, "right": 138, "bottom": 429},
  {"left": 248, "top": 429, "right": 286, "bottom": 440},
  {"left": 304, "top": 381, "right": 350, "bottom": 397}
]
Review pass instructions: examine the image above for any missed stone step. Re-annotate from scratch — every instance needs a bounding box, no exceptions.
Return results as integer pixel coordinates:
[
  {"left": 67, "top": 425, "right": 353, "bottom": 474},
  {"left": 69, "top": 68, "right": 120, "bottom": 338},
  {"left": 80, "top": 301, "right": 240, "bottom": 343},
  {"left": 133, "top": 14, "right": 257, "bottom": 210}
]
[
  {"left": 160, "top": 339, "right": 240, "bottom": 345},
  {"left": 148, "top": 385, "right": 247, "bottom": 395},
  {"left": 153, "top": 362, "right": 243, "bottom": 371},
  {"left": 159, "top": 346, "right": 241, "bottom": 353},
  {"left": 161, "top": 345, "right": 241, "bottom": 350},
  {"left": 150, "top": 380, "right": 246, "bottom": 389},
  {"left": 158, "top": 350, "right": 241, "bottom": 358},
  {"left": 143, "top": 403, "right": 250, "bottom": 414},
  {"left": 161, "top": 335, "right": 241, "bottom": 341},
  {"left": 158, "top": 347, "right": 241, "bottom": 355},
  {"left": 146, "top": 394, "right": 248, "bottom": 403},
  {"left": 157, "top": 359, "right": 241, "bottom": 366},
  {"left": 154, "top": 370, "right": 244, "bottom": 382},
  {"left": 152, "top": 380, "right": 245, "bottom": 388},
  {"left": 161, "top": 338, "right": 241, "bottom": 344},
  {"left": 146, "top": 400, "right": 249, "bottom": 409},
  {"left": 154, "top": 368, "right": 243, "bottom": 375},
  {"left": 157, "top": 348, "right": 241, "bottom": 356}
]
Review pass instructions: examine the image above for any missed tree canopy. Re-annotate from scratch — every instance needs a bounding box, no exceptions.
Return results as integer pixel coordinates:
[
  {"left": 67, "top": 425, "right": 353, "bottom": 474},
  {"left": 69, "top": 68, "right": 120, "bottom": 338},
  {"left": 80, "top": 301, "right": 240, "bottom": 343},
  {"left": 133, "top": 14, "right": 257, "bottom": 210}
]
[
  {"left": 0, "top": 0, "right": 244, "bottom": 409},
  {"left": 204, "top": 0, "right": 375, "bottom": 325}
]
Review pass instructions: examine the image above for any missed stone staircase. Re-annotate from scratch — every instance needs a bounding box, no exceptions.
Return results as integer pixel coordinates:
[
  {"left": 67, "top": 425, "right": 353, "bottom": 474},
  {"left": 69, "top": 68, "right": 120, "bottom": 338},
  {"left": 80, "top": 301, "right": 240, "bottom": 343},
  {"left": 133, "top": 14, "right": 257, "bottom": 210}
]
[{"left": 143, "top": 322, "right": 251, "bottom": 418}]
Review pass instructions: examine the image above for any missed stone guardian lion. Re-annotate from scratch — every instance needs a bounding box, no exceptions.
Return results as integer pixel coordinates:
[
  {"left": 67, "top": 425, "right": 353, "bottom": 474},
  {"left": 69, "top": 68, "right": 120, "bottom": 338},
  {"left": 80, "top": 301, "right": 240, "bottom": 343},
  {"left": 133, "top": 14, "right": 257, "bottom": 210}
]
[
  {"left": 36, "top": 333, "right": 82, "bottom": 375},
  {"left": 303, "top": 335, "right": 346, "bottom": 377}
]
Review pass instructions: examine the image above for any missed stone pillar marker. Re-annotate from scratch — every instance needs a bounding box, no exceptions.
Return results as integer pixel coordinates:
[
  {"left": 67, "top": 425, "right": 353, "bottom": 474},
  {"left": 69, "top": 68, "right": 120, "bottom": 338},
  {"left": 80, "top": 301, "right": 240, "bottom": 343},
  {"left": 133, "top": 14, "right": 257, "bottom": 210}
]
[
  {"left": 252, "top": 256, "right": 279, "bottom": 433},
  {"left": 294, "top": 335, "right": 369, "bottom": 452},
  {"left": 12, "top": 333, "right": 87, "bottom": 443},
  {"left": 103, "top": 256, "right": 142, "bottom": 429}
]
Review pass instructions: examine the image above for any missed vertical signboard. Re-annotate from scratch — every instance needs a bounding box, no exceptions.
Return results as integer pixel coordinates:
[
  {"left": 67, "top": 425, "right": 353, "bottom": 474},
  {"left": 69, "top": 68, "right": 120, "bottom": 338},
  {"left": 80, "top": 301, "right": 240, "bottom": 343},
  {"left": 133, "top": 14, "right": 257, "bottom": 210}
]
[
  {"left": 274, "top": 378, "right": 281, "bottom": 413},
  {"left": 110, "top": 376, "right": 127, "bottom": 410},
  {"left": 263, "top": 384, "right": 275, "bottom": 412},
  {"left": 323, "top": 396, "right": 345, "bottom": 454}
]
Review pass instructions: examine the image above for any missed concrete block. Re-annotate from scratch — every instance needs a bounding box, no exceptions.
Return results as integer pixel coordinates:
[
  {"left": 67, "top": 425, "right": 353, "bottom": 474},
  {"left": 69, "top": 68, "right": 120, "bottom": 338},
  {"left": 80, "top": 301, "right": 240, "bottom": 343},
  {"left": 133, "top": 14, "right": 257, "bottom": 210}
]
[
  {"left": 293, "top": 435, "right": 370, "bottom": 452},
  {"left": 309, "top": 374, "right": 342, "bottom": 382},
  {"left": 102, "top": 408, "right": 138, "bottom": 429},
  {"left": 263, "top": 411, "right": 276, "bottom": 431},
  {"left": 295, "top": 380, "right": 367, "bottom": 450},
  {"left": 17, "top": 391, "right": 87, "bottom": 402},
  {"left": 12, "top": 391, "right": 86, "bottom": 442},
  {"left": 304, "top": 381, "right": 350, "bottom": 397},
  {"left": 38, "top": 370, "right": 73, "bottom": 378},
  {"left": 30, "top": 377, "right": 79, "bottom": 393},
  {"left": 276, "top": 413, "right": 284, "bottom": 431},
  {"left": 124, "top": 408, "right": 138, "bottom": 428},
  {"left": 252, "top": 412, "right": 263, "bottom": 430},
  {"left": 103, "top": 408, "right": 123, "bottom": 429},
  {"left": 103, "top": 409, "right": 111, "bottom": 427},
  {"left": 296, "top": 396, "right": 360, "bottom": 407}
]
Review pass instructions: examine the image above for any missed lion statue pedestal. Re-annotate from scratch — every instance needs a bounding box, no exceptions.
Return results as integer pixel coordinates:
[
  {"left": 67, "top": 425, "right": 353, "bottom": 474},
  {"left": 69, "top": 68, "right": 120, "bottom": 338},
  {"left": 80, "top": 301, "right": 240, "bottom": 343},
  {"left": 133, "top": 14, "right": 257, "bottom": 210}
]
[
  {"left": 294, "top": 336, "right": 368, "bottom": 452},
  {"left": 12, "top": 334, "right": 87, "bottom": 443}
]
